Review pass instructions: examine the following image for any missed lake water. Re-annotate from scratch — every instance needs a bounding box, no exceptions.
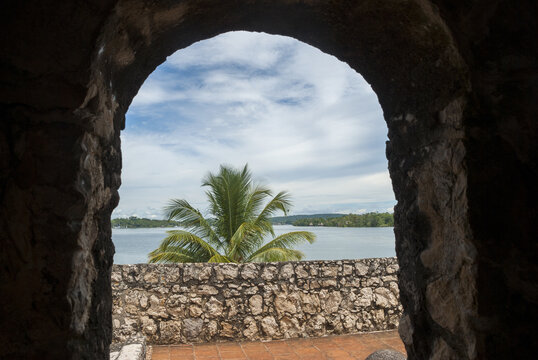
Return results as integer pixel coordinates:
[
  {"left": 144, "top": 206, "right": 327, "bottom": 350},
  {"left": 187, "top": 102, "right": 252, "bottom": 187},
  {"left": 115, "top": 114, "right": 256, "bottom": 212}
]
[{"left": 112, "top": 225, "right": 396, "bottom": 264}]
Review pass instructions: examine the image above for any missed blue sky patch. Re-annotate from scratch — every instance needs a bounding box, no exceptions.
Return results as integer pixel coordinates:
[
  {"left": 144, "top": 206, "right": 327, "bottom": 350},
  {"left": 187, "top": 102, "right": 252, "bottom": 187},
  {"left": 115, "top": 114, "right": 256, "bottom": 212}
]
[{"left": 114, "top": 31, "right": 395, "bottom": 219}]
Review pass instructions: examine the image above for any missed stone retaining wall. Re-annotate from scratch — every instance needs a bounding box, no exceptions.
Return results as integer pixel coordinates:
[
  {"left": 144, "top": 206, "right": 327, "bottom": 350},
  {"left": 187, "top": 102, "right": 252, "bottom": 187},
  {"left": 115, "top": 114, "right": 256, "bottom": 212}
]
[{"left": 112, "top": 258, "right": 401, "bottom": 344}]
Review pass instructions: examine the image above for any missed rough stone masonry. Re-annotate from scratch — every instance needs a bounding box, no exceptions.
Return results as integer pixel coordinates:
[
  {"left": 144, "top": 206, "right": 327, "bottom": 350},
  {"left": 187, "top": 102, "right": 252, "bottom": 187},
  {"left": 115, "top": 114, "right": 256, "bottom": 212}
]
[{"left": 112, "top": 258, "right": 401, "bottom": 344}]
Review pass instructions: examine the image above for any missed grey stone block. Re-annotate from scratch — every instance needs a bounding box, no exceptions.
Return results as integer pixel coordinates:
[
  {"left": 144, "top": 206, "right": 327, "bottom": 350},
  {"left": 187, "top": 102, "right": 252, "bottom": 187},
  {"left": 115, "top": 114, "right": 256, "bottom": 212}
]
[{"left": 365, "top": 349, "right": 406, "bottom": 360}]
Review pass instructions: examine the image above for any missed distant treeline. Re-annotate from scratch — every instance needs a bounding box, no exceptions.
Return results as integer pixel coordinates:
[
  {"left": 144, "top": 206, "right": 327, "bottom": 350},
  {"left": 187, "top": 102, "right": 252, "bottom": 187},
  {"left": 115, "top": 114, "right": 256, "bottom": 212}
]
[
  {"left": 113, "top": 213, "right": 393, "bottom": 228},
  {"left": 292, "top": 212, "right": 394, "bottom": 227},
  {"left": 111, "top": 216, "right": 181, "bottom": 228},
  {"left": 270, "top": 213, "right": 346, "bottom": 225}
]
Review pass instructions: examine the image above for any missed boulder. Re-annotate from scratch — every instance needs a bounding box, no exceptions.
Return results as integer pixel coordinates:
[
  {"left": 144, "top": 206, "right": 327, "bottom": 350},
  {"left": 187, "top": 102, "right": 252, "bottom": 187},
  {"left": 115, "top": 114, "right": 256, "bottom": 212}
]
[{"left": 365, "top": 349, "right": 406, "bottom": 360}]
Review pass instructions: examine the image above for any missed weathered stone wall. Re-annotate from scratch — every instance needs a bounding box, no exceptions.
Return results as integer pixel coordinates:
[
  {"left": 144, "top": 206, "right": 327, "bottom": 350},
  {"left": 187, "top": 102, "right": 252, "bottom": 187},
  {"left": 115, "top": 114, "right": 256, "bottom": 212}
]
[{"left": 112, "top": 258, "right": 401, "bottom": 344}]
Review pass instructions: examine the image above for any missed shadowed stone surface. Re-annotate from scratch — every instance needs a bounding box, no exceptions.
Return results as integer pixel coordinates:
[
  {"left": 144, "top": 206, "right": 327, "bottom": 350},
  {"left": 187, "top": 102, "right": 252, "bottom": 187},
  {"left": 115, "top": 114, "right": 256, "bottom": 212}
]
[{"left": 0, "top": 0, "right": 536, "bottom": 359}]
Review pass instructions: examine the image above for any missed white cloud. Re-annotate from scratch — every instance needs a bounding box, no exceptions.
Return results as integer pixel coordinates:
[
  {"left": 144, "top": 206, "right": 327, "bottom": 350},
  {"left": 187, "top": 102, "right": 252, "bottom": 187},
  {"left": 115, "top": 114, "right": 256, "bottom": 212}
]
[
  {"left": 115, "top": 31, "right": 395, "bottom": 219},
  {"left": 166, "top": 31, "right": 294, "bottom": 70}
]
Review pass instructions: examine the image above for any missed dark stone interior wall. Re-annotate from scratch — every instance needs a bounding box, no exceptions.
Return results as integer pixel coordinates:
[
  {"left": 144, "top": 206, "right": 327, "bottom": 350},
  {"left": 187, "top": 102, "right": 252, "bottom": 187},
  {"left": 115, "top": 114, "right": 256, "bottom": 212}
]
[
  {"left": 0, "top": 1, "right": 119, "bottom": 358},
  {"left": 0, "top": 0, "right": 536, "bottom": 359},
  {"left": 431, "top": 1, "right": 538, "bottom": 358}
]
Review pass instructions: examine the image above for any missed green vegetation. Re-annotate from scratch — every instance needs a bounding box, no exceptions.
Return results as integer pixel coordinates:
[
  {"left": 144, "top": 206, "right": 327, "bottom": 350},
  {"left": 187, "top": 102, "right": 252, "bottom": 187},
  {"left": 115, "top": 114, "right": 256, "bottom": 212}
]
[
  {"left": 113, "top": 213, "right": 393, "bottom": 229},
  {"left": 148, "top": 164, "right": 315, "bottom": 263},
  {"left": 112, "top": 216, "right": 180, "bottom": 228},
  {"left": 293, "top": 212, "right": 394, "bottom": 227},
  {"left": 270, "top": 213, "right": 346, "bottom": 225}
]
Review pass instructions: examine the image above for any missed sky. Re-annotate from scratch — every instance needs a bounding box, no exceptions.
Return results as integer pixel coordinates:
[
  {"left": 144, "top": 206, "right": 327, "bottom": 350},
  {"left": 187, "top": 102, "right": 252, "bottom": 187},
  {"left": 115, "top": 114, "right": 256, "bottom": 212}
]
[{"left": 113, "top": 31, "right": 396, "bottom": 219}]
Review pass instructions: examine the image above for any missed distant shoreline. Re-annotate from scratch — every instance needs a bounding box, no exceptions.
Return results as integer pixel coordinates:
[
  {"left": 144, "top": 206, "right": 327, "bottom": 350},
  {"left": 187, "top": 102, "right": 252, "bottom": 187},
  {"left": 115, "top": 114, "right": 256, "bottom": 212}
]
[
  {"left": 111, "top": 217, "right": 181, "bottom": 229},
  {"left": 112, "top": 224, "right": 395, "bottom": 229},
  {"left": 273, "top": 212, "right": 394, "bottom": 228},
  {"left": 112, "top": 215, "right": 394, "bottom": 229},
  {"left": 113, "top": 212, "right": 394, "bottom": 229}
]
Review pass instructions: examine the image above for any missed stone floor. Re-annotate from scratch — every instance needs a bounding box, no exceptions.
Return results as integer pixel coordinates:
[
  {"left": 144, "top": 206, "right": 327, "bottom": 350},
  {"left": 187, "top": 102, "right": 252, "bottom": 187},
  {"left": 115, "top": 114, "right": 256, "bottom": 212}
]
[{"left": 150, "top": 330, "right": 405, "bottom": 360}]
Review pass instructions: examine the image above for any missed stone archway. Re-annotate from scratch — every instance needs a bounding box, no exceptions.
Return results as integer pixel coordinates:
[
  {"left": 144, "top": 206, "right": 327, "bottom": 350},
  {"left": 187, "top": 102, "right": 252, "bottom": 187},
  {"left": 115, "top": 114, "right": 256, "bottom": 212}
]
[
  {"left": 91, "top": 2, "right": 472, "bottom": 358},
  {"left": 1, "top": 1, "right": 536, "bottom": 359}
]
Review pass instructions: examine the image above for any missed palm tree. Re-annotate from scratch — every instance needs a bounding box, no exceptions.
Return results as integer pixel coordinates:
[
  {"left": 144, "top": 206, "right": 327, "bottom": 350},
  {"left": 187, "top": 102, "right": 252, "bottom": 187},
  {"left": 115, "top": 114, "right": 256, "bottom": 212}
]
[{"left": 148, "top": 164, "right": 315, "bottom": 263}]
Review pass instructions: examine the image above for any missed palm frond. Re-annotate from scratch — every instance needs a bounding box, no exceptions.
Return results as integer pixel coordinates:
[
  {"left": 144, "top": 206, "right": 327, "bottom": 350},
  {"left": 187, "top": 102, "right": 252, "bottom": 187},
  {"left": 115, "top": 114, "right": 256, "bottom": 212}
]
[
  {"left": 163, "top": 199, "right": 223, "bottom": 249},
  {"left": 202, "top": 164, "right": 253, "bottom": 241},
  {"left": 227, "top": 222, "right": 265, "bottom": 261},
  {"left": 208, "top": 254, "right": 232, "bottom": 263},
  {"left": 148, "top": 251, "right": 196, "bottom": 263},
  {"left": 244, "top": 184, "right": 272, "bottom": 221},
  {"left": 148, "top": 245, "right": 206, "bottom": 263},
  {"left": 249, "top": 248, "right": 305, "bottom": 262},
  {"left": 254, "top": 191, "right": 292, "bottom": 236},
  {"left": 246, "top": 231, "right": 316, "bottom": 262},
  {"left": 155, "top": 230, "right": 221, "bottom": 260}
]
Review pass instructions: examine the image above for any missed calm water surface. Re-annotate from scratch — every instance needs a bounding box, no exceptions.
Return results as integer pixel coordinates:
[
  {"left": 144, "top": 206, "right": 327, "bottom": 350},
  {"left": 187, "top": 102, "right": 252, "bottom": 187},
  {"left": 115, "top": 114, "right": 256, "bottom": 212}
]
[{"left": 112, "top": 225, "right": 395, "bottom": 264}]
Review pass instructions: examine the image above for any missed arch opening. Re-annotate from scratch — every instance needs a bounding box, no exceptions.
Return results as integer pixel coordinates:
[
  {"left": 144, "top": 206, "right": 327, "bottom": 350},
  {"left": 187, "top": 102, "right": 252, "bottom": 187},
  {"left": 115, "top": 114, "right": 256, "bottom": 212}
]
[
  {"left": 113, "top": 31, "right": 396, "bottom": 264},
  {"left": 110, "top": 32, "right": 405, "bottom": 346}
]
